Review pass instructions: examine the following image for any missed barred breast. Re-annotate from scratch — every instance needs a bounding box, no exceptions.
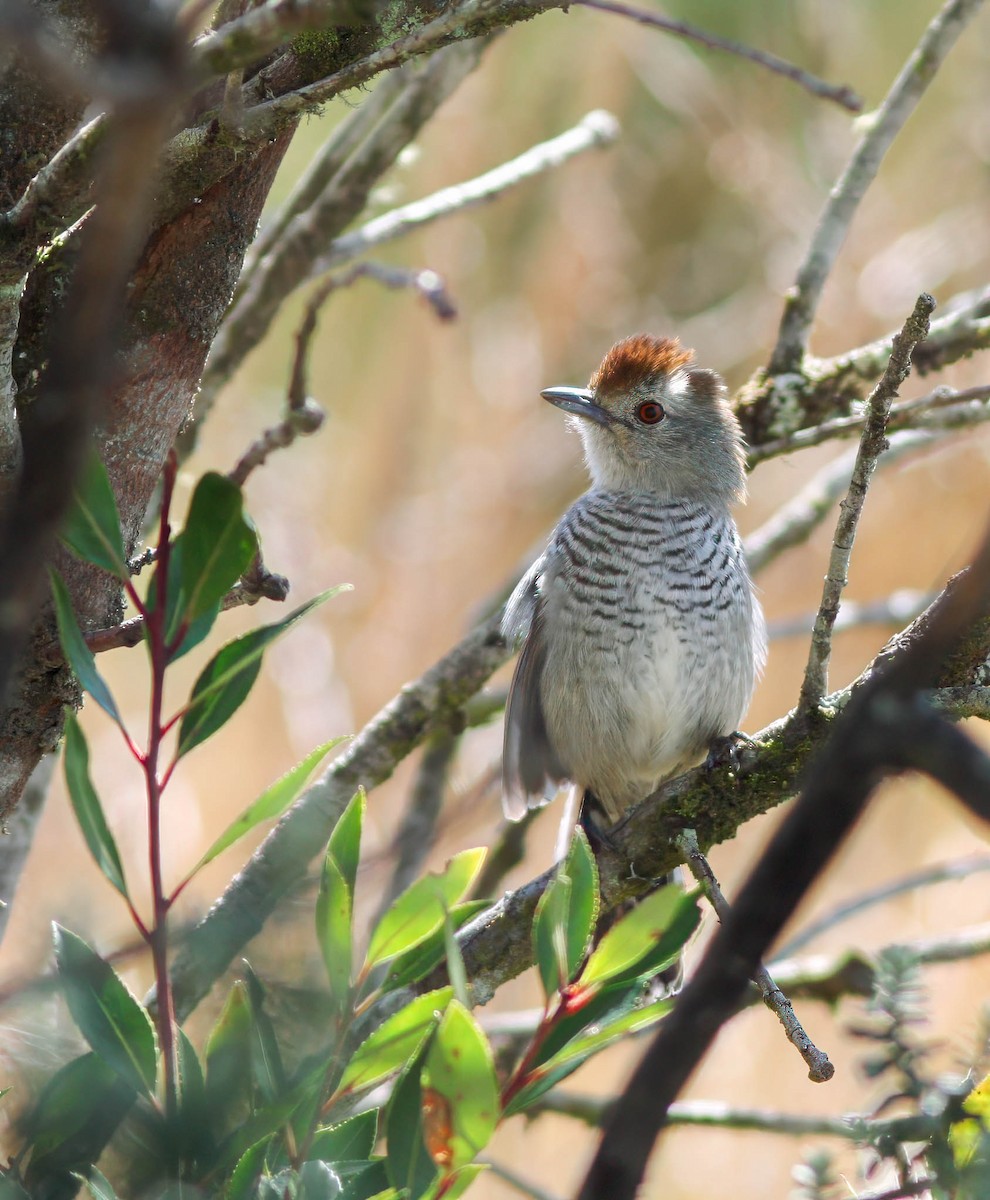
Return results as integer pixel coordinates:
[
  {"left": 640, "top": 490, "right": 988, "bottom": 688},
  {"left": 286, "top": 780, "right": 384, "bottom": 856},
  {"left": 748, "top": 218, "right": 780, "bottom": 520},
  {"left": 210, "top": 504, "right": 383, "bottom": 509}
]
[{"left": 532, "top": 490, "right": 765, "bottom": 820}]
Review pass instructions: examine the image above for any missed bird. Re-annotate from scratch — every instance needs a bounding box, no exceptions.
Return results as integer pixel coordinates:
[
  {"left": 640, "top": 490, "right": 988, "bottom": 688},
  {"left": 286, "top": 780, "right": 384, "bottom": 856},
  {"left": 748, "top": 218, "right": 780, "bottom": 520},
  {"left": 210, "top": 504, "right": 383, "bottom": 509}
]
[{"left": 501, "top": 333, "right": 766, "bottom": 837}]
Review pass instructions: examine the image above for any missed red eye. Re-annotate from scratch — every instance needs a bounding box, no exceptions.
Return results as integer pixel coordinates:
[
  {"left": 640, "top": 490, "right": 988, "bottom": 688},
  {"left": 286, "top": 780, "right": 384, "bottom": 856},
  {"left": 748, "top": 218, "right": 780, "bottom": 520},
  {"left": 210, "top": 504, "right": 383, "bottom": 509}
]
[{"left": 637, "top": 402, "right": 665, "bottom": 424}]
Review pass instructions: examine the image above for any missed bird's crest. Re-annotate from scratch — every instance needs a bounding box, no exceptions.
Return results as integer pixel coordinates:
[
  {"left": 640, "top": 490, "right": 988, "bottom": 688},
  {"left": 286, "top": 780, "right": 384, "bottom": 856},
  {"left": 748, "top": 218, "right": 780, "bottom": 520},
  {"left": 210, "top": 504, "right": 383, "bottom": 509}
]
[{"left": 590, "top": 335, "right": 693, "bottom": 395}]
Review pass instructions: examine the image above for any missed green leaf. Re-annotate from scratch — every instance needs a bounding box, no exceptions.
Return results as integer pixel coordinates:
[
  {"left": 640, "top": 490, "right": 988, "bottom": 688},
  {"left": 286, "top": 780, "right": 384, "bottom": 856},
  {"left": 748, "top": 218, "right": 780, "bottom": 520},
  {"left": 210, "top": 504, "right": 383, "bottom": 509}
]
[
  {"left": 340, "top": 1178, "right": 395, "bottom": 1200},
  {"left": 383, "top": 901, "right": 490, "bottom": 992},
  {"left": 533, "top": 870, "right": 572, "bottom": 998},
  {"left": 384, "top": 1051, "right": 436, "bottom": 1199},
  {"left": 176, "top": 588, "right": 347, "bottom": 759},
  {"left": 576, "top": 884, "right": 697, "bottom": 994},
  {"left": 60, "top": 453, "right": 126, "bottom": 578},
  {"left": 503, "top": 995, "right": 673, "bottom": 1117},
  {"left": 317, "top": 790, "right": 365, "bottom": 1015},
  {"left": 338, "top": 988, "right": 452, "bottom": 1096},
  {"left": 533, "top": 831, "right": 598, "bottom": 997},
  {"left": 22, "top": 1052, "right": 133, "bottom": 1163},
  {"left": 192, "top": 738, "right": 348, "bottom": 875},
  {"left": 228, "top": 1137, "right": 273, "bottom": 1200},
  {"left": 53, "top": 926, "right": 157, "bottom": 1096},
  {"left": 62, "top": 712, "right": 129, "bottom": 900},
  {"left": 175, "top": 1028, "right": 212, "bottom": 1163},
  {"left": 205, "top": 980, "right": 253, "bottom": 1116},
  {"left": 245, "top": 965, "right": 286, "bottom": 1103},
  {"left": 309, "top": 1110, "right": 379, "bottom": 1163},
  {"left": 442, "top": 909, "right": 468, "bottom": 1011},
  {"left": 421, "top": 1001, "right": 498, "bottom": 1171},
  {"left": 364, "top": 849, "right": 486, "bottom": 971},
  {"left": 51, "top": 572, "right": 124, "bottom": 728},
  {"left": 73, "top": 1166, "right": 119, "bottom": 1200},
  {"left": 171, "top": 472, "right": 257, "bottom": 627}
]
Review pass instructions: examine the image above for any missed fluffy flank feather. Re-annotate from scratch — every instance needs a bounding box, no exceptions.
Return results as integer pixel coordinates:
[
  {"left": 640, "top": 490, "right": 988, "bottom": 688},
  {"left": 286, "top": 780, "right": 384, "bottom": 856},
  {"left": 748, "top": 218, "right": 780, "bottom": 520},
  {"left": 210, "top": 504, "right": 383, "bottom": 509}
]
[{"left": 590, "top": 334, "right": 693, "bottom": 395}]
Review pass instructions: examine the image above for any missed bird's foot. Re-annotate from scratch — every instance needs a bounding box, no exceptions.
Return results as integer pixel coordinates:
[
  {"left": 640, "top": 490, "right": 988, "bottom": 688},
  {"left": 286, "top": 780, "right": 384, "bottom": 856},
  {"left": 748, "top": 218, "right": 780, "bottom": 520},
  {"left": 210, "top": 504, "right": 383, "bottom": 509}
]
[
  {"left": 579, "top": 794, "right": 622, "bottom": 854},
  {"left": 704, "top": 730, "right": 755, "bottom": 774}
]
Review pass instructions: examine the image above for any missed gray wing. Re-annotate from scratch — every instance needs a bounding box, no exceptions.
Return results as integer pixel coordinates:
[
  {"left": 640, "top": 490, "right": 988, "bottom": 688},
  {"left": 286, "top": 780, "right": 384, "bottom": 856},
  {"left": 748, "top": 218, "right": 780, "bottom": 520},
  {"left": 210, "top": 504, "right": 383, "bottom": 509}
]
[{"left": 501, "top": 568, "right": 568, "bottom": 820}]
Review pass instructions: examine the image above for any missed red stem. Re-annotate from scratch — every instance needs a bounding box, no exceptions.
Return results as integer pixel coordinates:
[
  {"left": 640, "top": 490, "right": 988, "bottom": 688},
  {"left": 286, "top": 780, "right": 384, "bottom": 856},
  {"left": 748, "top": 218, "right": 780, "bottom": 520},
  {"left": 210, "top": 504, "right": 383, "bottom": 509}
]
[{"left": 143, "top": 451, "right": 179, "bottom": 1119}]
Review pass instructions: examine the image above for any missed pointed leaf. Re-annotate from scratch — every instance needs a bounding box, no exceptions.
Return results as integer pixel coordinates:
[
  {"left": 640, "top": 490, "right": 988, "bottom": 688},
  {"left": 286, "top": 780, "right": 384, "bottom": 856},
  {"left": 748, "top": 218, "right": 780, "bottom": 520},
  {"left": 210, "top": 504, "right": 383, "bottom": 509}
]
[
  {"left": 73, "top": 1166, "right": 119, "bottom": 1200},
  {"left": 421, "top": 1001, "right": 498, "bottom": 1171},
  {"left": 228, "top": 1138, "right": 274, "bottom": 1200},
  {"left": 503, "top": 995, "right": 673, "bottom": 1116},
  {"left": 51, "top": 573, "right": 124, "bottom": 728},
  {"left": 385, "top": 1051, "right": 437, "bottom": 1198},
  {"left": 533, "top": 870, "right": 572, "bottom": 998},
  {"left": 364, "top": 850, "right": 485, "bottom": 971},
  {"left": 23, "top": 1052, "right": 133, "bottom": 1162},
  {"left": 309, "top": 1110, "right": 379, "bottom": 1163},
  {"left": 317, "top": 790, "right": 364, "bottom": 1013},
  {"left": 577, "top": 884, "right": 696, "bottom": 993},
  {"left": 245, "top": 965, "right": 286, "bottom": 1102},
  {"left": 193, "top": 738, "right": 348, "bottom": 874},
  {"left": 62, "top": 712, "right": 129, "bottom": 900},
  {"left": 53, "top": 926, "right": 157, "bottom": 1096},
  {"left": 205, "top": 980, "right": 252, "bottom": 1113},
  {"left": 60, "top": 454, "right": 126, "bottom": 578},
  {"left": 172, "top": 472, "right": 257, "bottom": 626},
  {"left": 338, "top": 988, "right": 452, "bottom": 1096},
  {"left": 383, "top": 901, "right": 490, "bottom": 992},
  {"left": 177, "top": 588, "right": 347, "bottom": 758}
]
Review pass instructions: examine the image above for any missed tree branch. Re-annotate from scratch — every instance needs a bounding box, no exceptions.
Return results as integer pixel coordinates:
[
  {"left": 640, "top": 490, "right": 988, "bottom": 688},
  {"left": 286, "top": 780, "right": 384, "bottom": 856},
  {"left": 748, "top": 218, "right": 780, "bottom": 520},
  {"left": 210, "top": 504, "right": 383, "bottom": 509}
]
[
  {"left": 768, "top": 0, "right": 985, "bottom": 375},
  {"left": 574, "top": 0, "right": 861, "bottom": 111},
  {"left": 799, "top": 294, "right": 934, "bottom": 709}
]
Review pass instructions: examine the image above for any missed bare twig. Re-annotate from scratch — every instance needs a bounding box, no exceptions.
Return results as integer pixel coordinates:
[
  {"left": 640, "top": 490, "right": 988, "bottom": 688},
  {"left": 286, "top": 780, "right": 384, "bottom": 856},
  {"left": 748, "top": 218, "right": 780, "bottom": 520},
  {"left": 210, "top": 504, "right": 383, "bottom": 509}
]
[
  {"left": 749, "top": 383, "right": 990, "bottom": 465},
  {"left": 541, "top": 1093, "right": 945, "bottom": 1143},
  {"left": 483, "top": 1160, "right": 565, "bottom": 1200},
  {"left": 678, "top": 830, "right": 834, "bottom": 1083},
  {"left": 799, "top": 294, "right": 934, "bottom": 710},
  {"left": 322, "top": 108, "right": 619, "bottom": 271},
  {"left": 745, "top": 429, "right": 938, "bottom": 577},
  {"left": 768, "top": 590, "right": 935, "bottom": 641},
  {"left": 84, "top": 562, "right": 290, "bottom": 654},
  {"left": 776, "top": 854, "right": 990, "bottom": 960},
  {"left": 575, "top": 0, "right": 861, "bottom": 111},
  {"left": 200, "top": 43, "right": 485, "bottom": 409},
  {"left": 769, "top": 0, "right": 985, "bottom": 374},
  {"left": 238, "top": 70, "right": 408, "bottom": 291}
]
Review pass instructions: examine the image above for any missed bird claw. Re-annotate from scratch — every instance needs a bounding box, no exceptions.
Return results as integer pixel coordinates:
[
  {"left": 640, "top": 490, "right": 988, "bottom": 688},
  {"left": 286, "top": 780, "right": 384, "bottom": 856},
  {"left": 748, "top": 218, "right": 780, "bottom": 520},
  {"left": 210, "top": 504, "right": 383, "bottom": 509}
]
[
  {"left": 579, "top": 800, "right": 622, "bottom": 854},
  {"left": 704, "top": 730, "right": 754, "bottom": 773}
]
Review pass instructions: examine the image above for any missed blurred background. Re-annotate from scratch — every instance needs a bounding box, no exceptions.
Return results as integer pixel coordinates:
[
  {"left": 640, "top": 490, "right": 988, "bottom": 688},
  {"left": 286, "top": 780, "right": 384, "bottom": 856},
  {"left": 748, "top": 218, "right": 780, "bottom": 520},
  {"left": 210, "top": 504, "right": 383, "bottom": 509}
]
[{"left": 4, "top": 1, "right": 990, "bottom": 1195}]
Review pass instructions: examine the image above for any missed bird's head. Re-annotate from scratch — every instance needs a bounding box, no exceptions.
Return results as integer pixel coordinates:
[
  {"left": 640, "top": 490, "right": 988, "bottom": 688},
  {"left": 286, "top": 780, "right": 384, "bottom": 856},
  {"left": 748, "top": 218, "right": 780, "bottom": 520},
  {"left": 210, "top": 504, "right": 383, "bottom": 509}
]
[{"left": 542, "top": 334, "right": 746, "bottom": 503}]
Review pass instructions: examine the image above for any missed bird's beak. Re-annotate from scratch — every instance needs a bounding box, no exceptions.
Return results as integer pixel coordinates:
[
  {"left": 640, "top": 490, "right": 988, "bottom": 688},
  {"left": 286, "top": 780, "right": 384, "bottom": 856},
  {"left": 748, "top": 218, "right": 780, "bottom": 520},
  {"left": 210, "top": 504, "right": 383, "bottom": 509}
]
[{"left": 540, "top": 386, "right": 611, "bottom": 426}]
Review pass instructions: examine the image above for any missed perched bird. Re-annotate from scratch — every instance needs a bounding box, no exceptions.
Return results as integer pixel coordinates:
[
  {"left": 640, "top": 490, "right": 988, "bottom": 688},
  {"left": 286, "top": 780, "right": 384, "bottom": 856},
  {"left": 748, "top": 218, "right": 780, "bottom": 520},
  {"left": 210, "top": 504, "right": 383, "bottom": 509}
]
[{"left": 501, "top": 334, "right": 766, "bottom": 832}]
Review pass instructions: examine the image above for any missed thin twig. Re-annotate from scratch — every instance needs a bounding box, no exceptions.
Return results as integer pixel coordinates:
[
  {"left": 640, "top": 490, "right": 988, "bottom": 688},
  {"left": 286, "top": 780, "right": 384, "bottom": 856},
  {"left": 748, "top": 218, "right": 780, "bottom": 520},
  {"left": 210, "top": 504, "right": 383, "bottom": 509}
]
[
  {"left": 539, "top": 1093, "right": 942, "bottom": 1143},
  {"left": 749, "top": 383, "right": 990, "bottom": 465},
  {"left": 745, "top": 429, "right": 939, "bottom": 577},
  {"left": 768, "top": 589, "right": 935, "bottom": 641},
  {"left": 776, "top": 854, "right": 990, "bottom": 960},
  {"left": 483, "top": 1159, "right": 565, "bottom": 1200},
  {"left": 200, "top": 44, "right": 484, "bottom": 410},
  {"left": 321, "top": 109, "right": 619, "bottom": 272},
  {"left": 799, "top": 294, "right": 935, "bottom": 710},
  {"left": 768, "top": 0, "right": 984, "bottom": 374},
  {"left": 576, "top": 0, "right": 861, "bottom": 111},
  {"left": 678, "top": 830, "right": 834, "bottom": 1083},
  {"left": 84, "top": 563, "right": 290, "bottom": 654}
]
